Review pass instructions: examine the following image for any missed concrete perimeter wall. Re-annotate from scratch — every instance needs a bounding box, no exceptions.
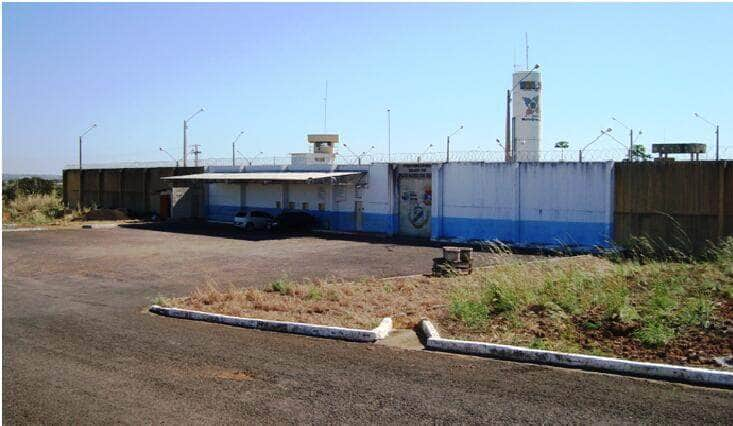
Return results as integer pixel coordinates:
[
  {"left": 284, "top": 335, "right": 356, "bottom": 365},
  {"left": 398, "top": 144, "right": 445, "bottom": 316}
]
[
  {"left": 614, "top": 161, "right": 732, "bottom": 250},
  {"left": 431, "top": 162, "right": 614, "bottom": 250},
  {"left": 63, "top": 167, "right": 203, "bottom": 215}
]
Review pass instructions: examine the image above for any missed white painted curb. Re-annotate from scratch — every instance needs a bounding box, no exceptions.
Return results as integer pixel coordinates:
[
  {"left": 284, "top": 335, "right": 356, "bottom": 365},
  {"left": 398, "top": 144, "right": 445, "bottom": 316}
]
[
  {"left": 3, "top": 227, "right": 48, "bottom": 232},
  {"left": 419, "top": 320, "right": 733, "bottom": 389},
  {"left": 150, "top": 305, "right": 392, "bottom": 343},
  {"left": 82, "top": 223, "right": 119, "bottom": 229}
]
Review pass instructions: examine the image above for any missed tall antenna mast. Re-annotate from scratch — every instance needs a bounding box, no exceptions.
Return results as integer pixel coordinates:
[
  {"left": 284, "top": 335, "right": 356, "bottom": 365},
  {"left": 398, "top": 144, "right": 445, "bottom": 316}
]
[
  {"left": 513, "top": 48, "right": 517, "bottom": 72},
  {"left": 323, "top": 80, "right": 328, "bottom": 133},
  {"left": 525, "top": 32, "right": 529, "bottom": 70}
]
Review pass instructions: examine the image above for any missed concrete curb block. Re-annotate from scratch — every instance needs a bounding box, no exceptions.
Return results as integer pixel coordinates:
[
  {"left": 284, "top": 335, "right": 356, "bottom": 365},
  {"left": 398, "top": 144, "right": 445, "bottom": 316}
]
[
  {"left": 419, "top": 319, "right": 733, "bottom": 389},
  {"left": 3, "top": 227, "right": 48, "bottom": 232},
  {"left": 81, "top": 223, "right": 119, "bottom": 229},
  {"left": 150, "top": 305, "right": 392, "bottom": 343}
]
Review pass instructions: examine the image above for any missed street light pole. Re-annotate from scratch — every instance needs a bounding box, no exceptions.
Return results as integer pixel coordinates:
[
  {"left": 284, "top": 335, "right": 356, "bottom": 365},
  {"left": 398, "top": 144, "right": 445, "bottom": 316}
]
[
  {"left": 446, "top": 125, "right": 463, "bottom": 163},
  {"left": 237, "top": 149, "right": 263, "bottom": 166},
  {"left": 231, "top": 131, "right": 244, "bottom": 167},
  {"left": 183, "top": 107, "right": 205, "bottom": 167},
  {"left": 159, "top": 147, "right": 178, "bottom": 167},
  {"left": 694, "top": 113, "right": 720, "bottom": 161},
  {"left": 579, "top": 128, "right": 613, "bottom": 162},
  {"left": 611, "top": 117, "right": 637, "bottom": 161},
  {"left": 78, "top": 124, "right": 97, "bottom": 208}
]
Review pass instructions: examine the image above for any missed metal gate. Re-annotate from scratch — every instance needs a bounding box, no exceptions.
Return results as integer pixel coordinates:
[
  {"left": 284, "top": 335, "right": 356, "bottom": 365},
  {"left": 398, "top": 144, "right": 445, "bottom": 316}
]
[{"left": 397, "top": 165, "right": 432, "bottom": 238}]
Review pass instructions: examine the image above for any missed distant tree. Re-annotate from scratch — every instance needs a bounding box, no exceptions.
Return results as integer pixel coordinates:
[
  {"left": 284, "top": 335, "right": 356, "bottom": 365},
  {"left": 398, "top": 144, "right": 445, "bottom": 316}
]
[
  {"left": 554, "top": 140, "right": 570, "bottom": 161},
  {"left": 2, "top": 177, "right": 56, "bottom": 202},
  {"left": 630, "top": 144, "right": 651, "bottom": 162}
]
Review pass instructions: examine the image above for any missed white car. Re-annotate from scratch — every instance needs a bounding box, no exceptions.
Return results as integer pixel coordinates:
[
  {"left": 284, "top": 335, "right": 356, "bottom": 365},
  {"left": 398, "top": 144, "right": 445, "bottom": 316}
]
[{"left": 233, "top": 210, "right": 276, "bottom": 231}]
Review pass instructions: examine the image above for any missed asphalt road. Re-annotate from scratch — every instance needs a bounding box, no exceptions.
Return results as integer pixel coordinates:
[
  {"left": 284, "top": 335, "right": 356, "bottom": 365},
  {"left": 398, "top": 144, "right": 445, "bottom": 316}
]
[{"left": 3, "top": 224, "right": 732, "bottom": 423}]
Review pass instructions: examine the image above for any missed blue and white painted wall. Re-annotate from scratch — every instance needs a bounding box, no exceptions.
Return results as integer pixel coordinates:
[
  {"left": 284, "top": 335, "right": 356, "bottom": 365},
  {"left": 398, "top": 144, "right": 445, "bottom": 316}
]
[
  {"left": 201, "top": 161, "right": 614, "bottom": 250},
  {"left": 431, "top": 162, "right": 614, "bottom": 250}
]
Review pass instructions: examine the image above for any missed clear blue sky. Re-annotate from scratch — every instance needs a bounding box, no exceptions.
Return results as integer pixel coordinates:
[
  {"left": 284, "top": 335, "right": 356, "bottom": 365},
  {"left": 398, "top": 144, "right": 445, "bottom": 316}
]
[{"left": 3, "top": 2, "right": 732, "bottom": 174}]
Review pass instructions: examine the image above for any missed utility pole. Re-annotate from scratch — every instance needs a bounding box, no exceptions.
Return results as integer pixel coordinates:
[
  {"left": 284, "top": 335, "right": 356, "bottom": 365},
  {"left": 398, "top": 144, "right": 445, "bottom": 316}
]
[
  {"left": 446, "top": 125, "right": 463, "bottom": 163},
  {"left": 505, "top": 90, "right": 511, "bottom": 162},
  {"left": 629, "top": 128, "right": 634, "bottom": 162},
  {"left": 323, "top": 81, "right": 328, "bottom": 133},
  {"left": 694, "top": 113, "right": 719, "bottom": 161},
  {"left": 611, "top": 117, "right": 636, "bottom": 161},
  {"left": 78, "top": 124, "right": 97, "bottom": 209},
  {"left": 387, "top": 108, "right": 391, "bottom": 163},
  {"left": 192, "top": 144, "right": 202, "bottom": 167},
  {"left": 183, "top": 108, "right": 205, "bottom": 167},
  {"left": 231, "top": 131, "right": 244, "bottom": 167}
]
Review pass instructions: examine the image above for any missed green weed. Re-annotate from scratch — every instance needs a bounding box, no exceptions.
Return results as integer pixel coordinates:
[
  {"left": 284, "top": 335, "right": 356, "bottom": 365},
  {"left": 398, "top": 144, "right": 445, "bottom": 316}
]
[
  {"left": 306, "top": 286, "right": 322, "bottom": 301},
  {"left": 633, "top": 321, "right": 675, "bottom": 347},
  {"left": 271, "top": 278, "right": 293, "bottom": 295}
]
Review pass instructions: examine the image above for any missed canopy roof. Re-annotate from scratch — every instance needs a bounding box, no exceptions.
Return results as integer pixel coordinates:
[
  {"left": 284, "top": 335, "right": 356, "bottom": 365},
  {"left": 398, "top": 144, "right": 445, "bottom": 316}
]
[{"left": 162, "top": 171, "right": 363, "bottom": 184}]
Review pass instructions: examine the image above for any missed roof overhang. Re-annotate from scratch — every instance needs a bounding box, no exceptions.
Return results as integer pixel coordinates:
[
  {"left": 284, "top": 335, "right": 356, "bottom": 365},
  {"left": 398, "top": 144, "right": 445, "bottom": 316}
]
[{"left": 162, "top": 171, "right": 364, "bottom": 185}]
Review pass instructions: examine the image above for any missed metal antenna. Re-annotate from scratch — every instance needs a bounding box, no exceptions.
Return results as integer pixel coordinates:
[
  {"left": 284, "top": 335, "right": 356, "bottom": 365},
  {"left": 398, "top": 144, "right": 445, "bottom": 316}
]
[
  {"left": 525, "top": 32, "right": 529, "bottom": 70},
  {"left": 323, "top": 80, "right": 328, "bottom": 133},
  {"left": 513, "top": 48, "right": 517, "bottom": 72}
]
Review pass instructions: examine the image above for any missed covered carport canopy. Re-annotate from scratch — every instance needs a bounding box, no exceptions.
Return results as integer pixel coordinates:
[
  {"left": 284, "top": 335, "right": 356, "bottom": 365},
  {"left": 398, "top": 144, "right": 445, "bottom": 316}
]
[{"left": 162, "top": 171, "right": 365, "bottom": 186}]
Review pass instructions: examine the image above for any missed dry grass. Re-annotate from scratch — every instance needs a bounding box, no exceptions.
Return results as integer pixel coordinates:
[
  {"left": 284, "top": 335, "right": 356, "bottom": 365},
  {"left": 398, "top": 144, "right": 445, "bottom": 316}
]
[
  {"left": 160, "top": 255, "right": 568, "bottom": 330},
  {"left": 4, "top": 193, "right": 64, "bottom": 225},
  {"left": 162, "top": 251, "right": 732, "bottom": 367},
  {"left": 162, "top": 274, "right": 455, "bottom": 330}
]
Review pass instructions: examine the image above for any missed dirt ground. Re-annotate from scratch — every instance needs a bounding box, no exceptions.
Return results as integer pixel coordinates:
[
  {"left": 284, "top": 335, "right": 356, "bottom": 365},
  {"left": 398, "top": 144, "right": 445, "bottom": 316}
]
[{"left": 3, "top": 223, "right": 732, "bottom": 423}]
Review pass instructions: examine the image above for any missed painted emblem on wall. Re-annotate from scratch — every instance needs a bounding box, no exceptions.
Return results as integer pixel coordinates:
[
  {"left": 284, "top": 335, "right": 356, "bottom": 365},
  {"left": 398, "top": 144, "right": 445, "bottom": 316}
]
[
  {"left": 523, "top": 96, "right": 539, "bottom": 120},
  {"left": 408, "top": 204, "right": 429, "bottom": 229},
  {"left": 423, "top": 188, "right": 432, "bottom": 206}
]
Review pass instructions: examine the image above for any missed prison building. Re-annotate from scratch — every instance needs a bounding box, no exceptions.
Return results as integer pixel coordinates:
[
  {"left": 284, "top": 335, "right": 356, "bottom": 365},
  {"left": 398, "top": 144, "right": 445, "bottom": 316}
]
[{"left": 163, "top": 159, "right": 614, "bottom": 251}]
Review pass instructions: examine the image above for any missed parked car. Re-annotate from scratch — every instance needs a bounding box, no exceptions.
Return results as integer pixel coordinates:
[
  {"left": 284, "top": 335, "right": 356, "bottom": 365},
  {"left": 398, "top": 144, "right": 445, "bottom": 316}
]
[
  {"left": 233, "top": 210, "right": 276, "bottom": 231},
  {"left": 274, "top": 211, "right": 317, "bottom": 232}
]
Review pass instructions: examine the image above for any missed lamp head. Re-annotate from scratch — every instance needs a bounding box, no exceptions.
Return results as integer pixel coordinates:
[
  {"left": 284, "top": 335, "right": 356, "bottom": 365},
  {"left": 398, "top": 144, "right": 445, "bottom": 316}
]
[
  {"left": 533, "top": 64, "right": 540, "bottom": 70},
  {"left": 694, "top": 112, "right": 700, "bottom": 117},
  {"left": 605, "top": 128, "right": 612, "bottom": 133}
]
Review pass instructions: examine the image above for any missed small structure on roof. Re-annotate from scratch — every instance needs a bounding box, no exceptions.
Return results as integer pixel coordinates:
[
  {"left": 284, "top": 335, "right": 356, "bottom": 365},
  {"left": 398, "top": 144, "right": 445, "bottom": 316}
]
[
  {"left": 291, "top": 134, "right": 340, "bottom": 166},
  {"left": 652, "top": 143, "right": 706, "bottom": 162}
]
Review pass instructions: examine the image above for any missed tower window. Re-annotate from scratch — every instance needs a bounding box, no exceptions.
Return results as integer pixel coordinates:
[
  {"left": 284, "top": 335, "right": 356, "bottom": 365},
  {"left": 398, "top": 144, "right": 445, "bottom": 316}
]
[{"left": 520, "top": 81, "right": 541, "bottom": 90}]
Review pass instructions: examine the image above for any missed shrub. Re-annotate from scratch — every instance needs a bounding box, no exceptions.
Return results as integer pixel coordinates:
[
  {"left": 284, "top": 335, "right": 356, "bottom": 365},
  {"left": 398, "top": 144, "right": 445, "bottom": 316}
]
[
  {"left": 3, "top": 177, "right": 56, "bottom": 202},
  {"left": 151, "top": 295, "right": 170, "bottom": 306},
  {"left": 7, "top": 193, "right": 64, "bottom": 224},
  {"left": 306, "top": 286, "right": 322, "bottom": 301},
  {"left": 677, "top": 297, "right": 715, "bottom": 329},
  {"left": 325, "top": 288, "right": 341, "bottom": 301},
  {"left": 633, "top": 321, "right": 675, "bottom": 347},
  {"left": 271, "top": 278, "right": 293, "bottom": 295},
  {"left": 480, "top": 281, "right": 521, "bottom": 314},
  {"left": 449, "top": 295, "right": 488, "bottom": 329}
]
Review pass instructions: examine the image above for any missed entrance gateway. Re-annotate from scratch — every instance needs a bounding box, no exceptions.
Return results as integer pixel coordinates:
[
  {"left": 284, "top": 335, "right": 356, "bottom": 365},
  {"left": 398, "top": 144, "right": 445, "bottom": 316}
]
[{"left": 397, "top": 164, "right": 432, "bottom": 238}]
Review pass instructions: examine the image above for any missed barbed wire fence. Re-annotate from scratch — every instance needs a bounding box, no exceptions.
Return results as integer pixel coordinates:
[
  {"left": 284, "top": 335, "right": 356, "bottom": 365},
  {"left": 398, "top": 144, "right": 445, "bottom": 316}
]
[{"left": 67, "top": 146, "right": 732, "bottom": 170}]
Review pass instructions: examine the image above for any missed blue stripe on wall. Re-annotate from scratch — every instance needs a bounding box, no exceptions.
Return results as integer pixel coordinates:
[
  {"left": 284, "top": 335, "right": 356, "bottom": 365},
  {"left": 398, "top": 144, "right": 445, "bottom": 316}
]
[
  {"left": 433, "top": 216, "right": 612, "bottom": 250},
  {"left": 207, "top": 205, "right": 609, "bottom": 250},
  {"left": 206, "top": 204, "right": 395, "bottom": 234}
]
